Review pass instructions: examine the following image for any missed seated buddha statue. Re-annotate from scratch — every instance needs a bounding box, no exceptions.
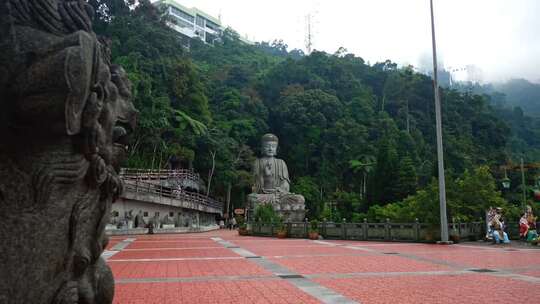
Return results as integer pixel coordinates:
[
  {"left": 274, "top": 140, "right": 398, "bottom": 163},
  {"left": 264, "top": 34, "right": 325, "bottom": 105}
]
[{"left": 248, "top": 134, "right": 305, "bottom": 221}]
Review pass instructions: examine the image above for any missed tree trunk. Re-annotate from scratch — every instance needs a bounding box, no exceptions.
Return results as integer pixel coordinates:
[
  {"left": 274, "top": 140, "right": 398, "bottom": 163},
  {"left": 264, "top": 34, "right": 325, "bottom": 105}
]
[
  {"left": 226, "top": 182, "right": 232, "bottom": 218},
  {"left": 406, "top": 99, "right": 410, "bottom": 134},
  {"left": 130, "top": 136, "right": 141, "bottom": 158},
  {"left": 363, "top": 171, "right": 368, "bottom": 199},
  {"left": 206, "top": 150, "right": 216, "bottom": 196},
  {"left": 151, "top": 142, "right": 158, "bottom": 170},
  {"left": 158, "top": 145, "right": 163, "bottom": 169}
]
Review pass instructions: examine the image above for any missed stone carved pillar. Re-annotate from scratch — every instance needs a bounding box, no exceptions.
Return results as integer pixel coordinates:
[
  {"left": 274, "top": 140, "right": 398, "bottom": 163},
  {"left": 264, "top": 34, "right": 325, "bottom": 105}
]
[{"left": 0, "top": 1, "right": 137, "bottom": 303}]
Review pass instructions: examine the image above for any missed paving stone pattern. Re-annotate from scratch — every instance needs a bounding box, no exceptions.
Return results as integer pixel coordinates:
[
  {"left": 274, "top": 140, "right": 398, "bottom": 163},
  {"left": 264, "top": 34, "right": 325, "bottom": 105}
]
[{"left": 107, "top": 230, "right": 539, "bottom": 303}]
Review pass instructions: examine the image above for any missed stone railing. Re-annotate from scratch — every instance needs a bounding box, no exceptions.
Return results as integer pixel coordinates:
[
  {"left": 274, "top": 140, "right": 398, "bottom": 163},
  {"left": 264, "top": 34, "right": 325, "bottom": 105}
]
[
  {"left": 120, "top": 167, "right": 202, "bottom": 183},
  {"left": 249, "top": 219, "right": 490, "bottom": 242},
  {"left": 105, "top": 224, "right": 219, "bottom": 236},
  {"left": 123, "top": 179, "right": 222, "bottom": 212}
]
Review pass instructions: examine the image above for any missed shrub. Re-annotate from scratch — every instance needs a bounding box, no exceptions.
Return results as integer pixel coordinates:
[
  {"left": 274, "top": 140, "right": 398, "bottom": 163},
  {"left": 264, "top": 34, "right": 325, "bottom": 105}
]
[
  {"left": 309, "top": 219, "right": 319, "bottom": 232},
  {"left": 253, "top": 204, "right": 281, "bottom": 223}
]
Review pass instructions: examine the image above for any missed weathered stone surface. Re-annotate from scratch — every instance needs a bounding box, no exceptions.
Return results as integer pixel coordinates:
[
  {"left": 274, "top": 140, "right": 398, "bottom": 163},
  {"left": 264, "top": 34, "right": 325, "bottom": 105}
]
[
  {"left": 0, "top": 1, "right": 137, "bottom": 303},
  {"left": 248, "top": 134, "right": 305, "bottom": 222}
]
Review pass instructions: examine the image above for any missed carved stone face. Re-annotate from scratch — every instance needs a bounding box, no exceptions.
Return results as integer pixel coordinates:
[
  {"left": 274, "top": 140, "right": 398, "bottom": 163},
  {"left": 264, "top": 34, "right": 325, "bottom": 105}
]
[
  {"left": 96, "top": 64, "right": 138, "bottom": 170},
  {"left": 109, "top": 65, "right": 137, "bottom": 169},
  {"left": 262, "top": 141, "right": 278, "bottom": 157},
  {"left": 0, "top": 3, "right": 138, "bottom": 303}
]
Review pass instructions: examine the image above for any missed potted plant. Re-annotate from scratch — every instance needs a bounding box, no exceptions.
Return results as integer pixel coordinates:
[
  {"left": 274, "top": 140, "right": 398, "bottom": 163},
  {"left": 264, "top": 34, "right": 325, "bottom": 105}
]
[
  {"left": 237, "top": 216, "right": 248, "bottom": 236},
  {"left": 308, "top": 219, "right": 319, "bottom": 240},
  {"left": 424, "top": 224, "right": 439, "bottom": 243},
  {"left": 238, "top": 223, "right": 248, "bottom": 236},
  {"left": 449, "top": 221, "right": 460, "bottom": 243},
  {"left": 449, "top": 232, "right": 460, "bottom": 243},
  {"left": 276, "top": 221, "right": 287, "bottom": 239}
]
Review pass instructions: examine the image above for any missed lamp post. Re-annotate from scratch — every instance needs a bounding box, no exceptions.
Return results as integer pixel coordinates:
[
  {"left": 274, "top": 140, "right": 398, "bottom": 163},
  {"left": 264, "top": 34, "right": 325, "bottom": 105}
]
[
  {"left": 534, "top": 175, "right": 540, "bottom": 202},
  {"left": 501, "top": 168, "right": 511, "bottom": 190},
  {"left": 520, "top": 157, "right": 526, "bottom": 212},
  {"left": 429, "top": 0, "right": 450, "bottom": 243}
]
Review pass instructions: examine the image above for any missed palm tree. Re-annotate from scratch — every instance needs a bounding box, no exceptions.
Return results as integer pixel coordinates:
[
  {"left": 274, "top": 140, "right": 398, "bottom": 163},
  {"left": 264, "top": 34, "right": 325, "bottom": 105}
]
[{"left": 349, "top": 155, "right": 376, "bottom": 199}]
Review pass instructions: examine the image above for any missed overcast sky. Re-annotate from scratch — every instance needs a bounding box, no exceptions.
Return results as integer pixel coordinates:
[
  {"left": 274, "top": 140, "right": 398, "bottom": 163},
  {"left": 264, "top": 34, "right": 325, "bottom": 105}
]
[{"left": 178, "top": 0, "right": 540, "bottom": 83}]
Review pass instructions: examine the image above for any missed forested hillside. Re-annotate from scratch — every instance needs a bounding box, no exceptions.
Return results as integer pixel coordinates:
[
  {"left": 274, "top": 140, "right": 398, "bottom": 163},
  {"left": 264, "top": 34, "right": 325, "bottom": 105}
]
[
  {"left": 457, "top": 79, "right": 540, "bottom": 116},
  {"left": 453, "top": 79, "right": 540, "bottom": 162},
  {"left": 91, "top": 1, "right": 538, "bottom": 223}
]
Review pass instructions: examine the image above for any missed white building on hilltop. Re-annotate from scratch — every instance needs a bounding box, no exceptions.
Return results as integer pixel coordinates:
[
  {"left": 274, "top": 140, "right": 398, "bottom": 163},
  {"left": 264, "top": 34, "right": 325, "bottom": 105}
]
[{"left": 154, "top": 0, "right": 224, "bottom": 46}]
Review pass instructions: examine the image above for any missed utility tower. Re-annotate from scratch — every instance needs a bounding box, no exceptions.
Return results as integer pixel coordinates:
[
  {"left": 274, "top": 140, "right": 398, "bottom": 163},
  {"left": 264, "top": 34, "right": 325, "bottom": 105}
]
[
  {"left": 305, "top": 13, "right": 314, "bottom": 54},
  {"left": 304, "top": 0, "right": 319, "bottom": 55}
]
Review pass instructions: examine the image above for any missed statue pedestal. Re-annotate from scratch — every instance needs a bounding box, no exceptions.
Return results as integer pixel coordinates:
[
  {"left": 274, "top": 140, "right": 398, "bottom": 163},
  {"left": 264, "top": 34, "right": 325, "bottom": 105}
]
[
  {"left": 279, "top": 210, "right": 306, "bottom": 222},
  {"left": 248, "top": 195, "right": 307, "bottom": 222},
  {"left": 247, "top": 207, "right": 305, "bottom": 223}
]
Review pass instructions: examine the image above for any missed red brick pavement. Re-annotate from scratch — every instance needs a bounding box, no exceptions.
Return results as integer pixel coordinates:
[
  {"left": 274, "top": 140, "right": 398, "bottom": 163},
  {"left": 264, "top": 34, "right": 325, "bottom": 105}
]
[
  {"left": 410, "top": 250, "right": 539, "bottom": 269},
  {"left": 516, "top": 269, "right": 540, "bottom": 278},
  {"left": 314, "top": 274, "right": 536, "bottom": 304},
  {"left": 125, "top": 240, "right": 218, "bottom": 249},
  {"left": 110, "top": 259, "right": 270, "bottom": 279},
  {"left": 239, "top": 244, "right": 364, "bottom": 257},
  {"left": 110, "top": 248, "right": 239, "bottom": 260},
  {"left": 107, "top": 230, "right": 539, "bottom": 303},
  {"left": 268, "top": 255, "right": 450, "bottom": 274},
  {"left": 114, "top": 280, "right": 320, "bottom": 304}
]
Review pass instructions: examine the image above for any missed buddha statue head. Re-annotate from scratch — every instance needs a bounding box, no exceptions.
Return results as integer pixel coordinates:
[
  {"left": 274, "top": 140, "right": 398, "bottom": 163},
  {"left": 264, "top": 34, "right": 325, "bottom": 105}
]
[{"left": 261, "top": 133, "right": 279, "bottom": 157}]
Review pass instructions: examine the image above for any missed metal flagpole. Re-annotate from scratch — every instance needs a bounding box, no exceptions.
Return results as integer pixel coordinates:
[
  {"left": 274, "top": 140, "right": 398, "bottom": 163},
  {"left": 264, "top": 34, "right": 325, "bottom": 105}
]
[{"left": 430, "top": 0, "right": 450, "bottom": 243}]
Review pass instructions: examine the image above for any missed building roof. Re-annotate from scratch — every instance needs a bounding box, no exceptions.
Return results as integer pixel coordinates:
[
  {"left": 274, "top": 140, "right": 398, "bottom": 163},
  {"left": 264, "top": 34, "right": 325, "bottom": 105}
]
[
  {"left": 191, "top": 8, "right": 220, "bottom": 26},
  {"left": 155, "top": 0, "right": 221, "bottom": 26}
]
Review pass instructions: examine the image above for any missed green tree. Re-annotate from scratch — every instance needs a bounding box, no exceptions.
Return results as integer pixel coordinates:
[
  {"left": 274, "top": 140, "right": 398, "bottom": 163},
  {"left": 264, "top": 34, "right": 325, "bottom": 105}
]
[
  {"left": 367, "top": 166, "right": 518, "bottom": 224},
  {"left": 395, "top": 156, "right": 418, "bottom": 201},
  {"left": 292, "top": 176, "right": 322, "bottom": 219},
  {"left": 371, "top": 136, "right": 399, "bottom": 205}
]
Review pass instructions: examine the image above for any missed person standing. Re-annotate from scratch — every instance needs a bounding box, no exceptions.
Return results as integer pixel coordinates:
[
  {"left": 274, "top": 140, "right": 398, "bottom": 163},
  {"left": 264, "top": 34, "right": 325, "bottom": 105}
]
[{"left": 230, "top": 216, "right": 237, "bottom": 230}]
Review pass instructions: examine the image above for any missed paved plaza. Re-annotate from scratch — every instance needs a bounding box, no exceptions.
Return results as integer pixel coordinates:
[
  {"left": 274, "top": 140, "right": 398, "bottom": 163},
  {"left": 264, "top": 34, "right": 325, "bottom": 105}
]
[{"left": 105, "top": 230, "right": 540, "bottom": 304}]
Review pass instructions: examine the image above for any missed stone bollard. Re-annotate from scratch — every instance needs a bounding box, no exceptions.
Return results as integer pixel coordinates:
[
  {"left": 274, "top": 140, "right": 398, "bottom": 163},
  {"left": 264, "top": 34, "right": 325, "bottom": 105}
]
[
  {"left": 414, "top": 218, "right": 420, "bottom": 241},
  {"left": 342, "top": 218, "right": 347, "bottom": 239},
  {"left": 385, "top": 218, "right": 391, "bottom": 241},
  {"left": 363, "top": 218, "right": 368, "bottom": 240}
]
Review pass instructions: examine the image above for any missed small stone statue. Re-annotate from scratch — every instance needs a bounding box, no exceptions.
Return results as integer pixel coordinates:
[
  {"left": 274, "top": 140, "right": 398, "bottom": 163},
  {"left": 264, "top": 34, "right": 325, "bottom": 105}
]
[
  {"left": 248, "top": 134, "right": 305, "bottom": 221},
  {"left": 162, "top": 214, "right": 175, "bottom": 226},
  {"left": 134, "top": 210, "right": 146, "bottom": 228}
]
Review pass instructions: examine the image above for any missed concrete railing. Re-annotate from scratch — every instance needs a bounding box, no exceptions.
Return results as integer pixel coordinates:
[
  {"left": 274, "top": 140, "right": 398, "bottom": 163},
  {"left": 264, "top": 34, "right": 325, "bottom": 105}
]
[
  {"left": 105, "top": 224, "right": 219, "bottom": 236},
  {"left": 120, "top": 168, "right": 202, "bottom": 184},
  {"left": 122, "top": 179, "right": 223, "bottom": 212},
  {"left": 249, "top": 220, "right": 490, "bottom": 242}
]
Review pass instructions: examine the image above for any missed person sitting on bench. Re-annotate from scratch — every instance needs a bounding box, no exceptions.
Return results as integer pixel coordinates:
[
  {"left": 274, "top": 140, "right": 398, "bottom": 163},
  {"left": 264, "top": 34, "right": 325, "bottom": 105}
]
[
  {"left": 520, "top": 205, "right": 538, "bottom": 242},
  {"left": 490, "top": 211, "right": 510, "bottom": 244}
]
